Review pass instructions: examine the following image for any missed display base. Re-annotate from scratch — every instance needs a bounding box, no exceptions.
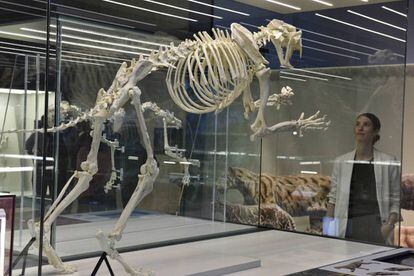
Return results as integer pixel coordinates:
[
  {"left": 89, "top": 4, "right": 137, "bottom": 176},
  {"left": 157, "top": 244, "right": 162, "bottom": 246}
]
[{"left": 14, "top": 244, "right": 260, "bottom": 275}]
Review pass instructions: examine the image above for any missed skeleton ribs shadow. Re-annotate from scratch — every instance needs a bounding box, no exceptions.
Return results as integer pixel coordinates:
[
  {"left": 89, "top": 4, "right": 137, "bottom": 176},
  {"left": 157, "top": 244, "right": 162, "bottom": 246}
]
[{"left": 19, "top": 19, "right": 329, "bottom": 275}]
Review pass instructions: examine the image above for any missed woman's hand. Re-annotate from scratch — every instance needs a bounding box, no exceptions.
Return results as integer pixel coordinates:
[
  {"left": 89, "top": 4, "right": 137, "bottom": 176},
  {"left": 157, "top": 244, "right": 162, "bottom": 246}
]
[
  {"left": 381, "top": 223, "right": 394, "bottom": 242},
  {"left": 381, "top": 212, "right": 399, "bottom": 243}
]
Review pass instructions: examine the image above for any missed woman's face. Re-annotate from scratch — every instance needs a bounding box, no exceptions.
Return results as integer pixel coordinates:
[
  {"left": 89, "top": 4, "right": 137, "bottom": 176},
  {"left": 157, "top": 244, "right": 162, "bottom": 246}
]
[{"left": 355, "top": 116, "right": 378, "bottom": 145}]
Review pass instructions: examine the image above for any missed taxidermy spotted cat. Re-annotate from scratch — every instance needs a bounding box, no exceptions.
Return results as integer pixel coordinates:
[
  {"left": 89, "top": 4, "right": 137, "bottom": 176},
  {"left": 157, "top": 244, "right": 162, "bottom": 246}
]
[{"left": 222, "top": 167, "right": 331, "bottom": 216}]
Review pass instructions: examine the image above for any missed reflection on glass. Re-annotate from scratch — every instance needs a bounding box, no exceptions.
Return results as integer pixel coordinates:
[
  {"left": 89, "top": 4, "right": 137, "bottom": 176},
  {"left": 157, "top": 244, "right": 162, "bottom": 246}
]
[{"left": 325, "top": 113, "right": 400, "bottom": 245}]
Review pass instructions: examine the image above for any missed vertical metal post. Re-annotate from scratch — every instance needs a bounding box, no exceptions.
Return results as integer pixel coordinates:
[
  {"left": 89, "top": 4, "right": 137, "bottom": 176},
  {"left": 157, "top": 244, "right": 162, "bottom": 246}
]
[
  {"left": 223, "top": 107, "right": 229, "bottom": 223},
  {"left": 51, "top": 17, "right": 62, "bottom": 247},
  {"left": 212, "top": 113, "right": 217, "bottom": 221},
  {"left": 398, "top": 0, "right": 410, "bottom": 248},
  {"left": 19, "top": 55, "right": 29, "bottom": 246},
  {"left": 32, "top": 55, "right": 40, "bottom": 221},
  {"left": 39, "top": 0, "right": 51, "bottom": 274}
]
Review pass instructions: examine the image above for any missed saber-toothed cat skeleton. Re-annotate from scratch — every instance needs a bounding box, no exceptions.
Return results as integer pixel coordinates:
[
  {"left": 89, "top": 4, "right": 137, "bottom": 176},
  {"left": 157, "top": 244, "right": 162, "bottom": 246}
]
[{"left": 26, "top": 19, "right": 329, "bottom": 275}]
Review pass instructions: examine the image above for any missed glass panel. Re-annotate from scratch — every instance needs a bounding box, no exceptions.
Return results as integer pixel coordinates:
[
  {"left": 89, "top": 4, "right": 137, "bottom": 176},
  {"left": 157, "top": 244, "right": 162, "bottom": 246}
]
[
  {"left": 0, "top": 0, "right": 49, "bottom": 273},
  {"left": 0, "top": 194, "right": 15, "bottom": 276},
  {"left": 45, "top": 0, "right": 260, "bottom": 270},
  {"left": 7, "top": 0, "right": 408, "bottom": 273},
  {"left": 400, "top": 0, "right": 414, "bottom": 248},
  {"left": 255, "top": 0, "right": 407, "bottom": 246}
]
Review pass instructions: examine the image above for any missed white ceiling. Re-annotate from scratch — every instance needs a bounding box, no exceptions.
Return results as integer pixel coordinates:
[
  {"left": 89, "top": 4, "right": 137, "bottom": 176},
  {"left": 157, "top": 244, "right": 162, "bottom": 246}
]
[{"left": 234, "top": 0, "right": 401, "bottom": 14}]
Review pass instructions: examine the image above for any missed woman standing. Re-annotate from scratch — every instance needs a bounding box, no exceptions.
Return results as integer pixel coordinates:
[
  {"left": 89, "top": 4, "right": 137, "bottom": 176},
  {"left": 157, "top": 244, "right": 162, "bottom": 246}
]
[{"left": 326, "top": 113, "right": 400, "bottom": 244}]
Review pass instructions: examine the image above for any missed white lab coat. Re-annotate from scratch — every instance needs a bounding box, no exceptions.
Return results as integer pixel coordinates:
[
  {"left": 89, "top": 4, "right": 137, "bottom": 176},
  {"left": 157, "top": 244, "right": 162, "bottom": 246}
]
[{"left": 327, "top": 148, "right": 400, "bottom": 239}]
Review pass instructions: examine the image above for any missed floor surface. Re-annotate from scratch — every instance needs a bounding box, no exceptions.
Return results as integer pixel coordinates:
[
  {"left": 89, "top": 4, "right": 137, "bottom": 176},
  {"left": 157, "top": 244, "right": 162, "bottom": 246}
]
[{"left": 14, "top": 230, "right": 393, "bottom": 276}]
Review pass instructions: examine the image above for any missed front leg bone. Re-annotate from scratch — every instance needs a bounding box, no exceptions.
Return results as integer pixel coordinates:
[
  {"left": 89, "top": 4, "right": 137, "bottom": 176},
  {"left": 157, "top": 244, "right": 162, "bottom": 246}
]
[
  {"left": 101, "top": 137, "right": 120, "bottom": 193},
  {"left": 251, "top": 66, "right": 271, "bottom": 137},
  {"left": 28, "top": 111, "right": 106, "bottom": 273},
  {"left": 294, "top": 111, "right": 330, "bottom": 137},
  {"left": 242, "top": 85, "right": 256, "bottom": 119},
  {"left": 259, "top": 110, "right": 329, "bottom": 138},
  {"left": 97, "top": 87, "right": 158, "bottom": 276}
]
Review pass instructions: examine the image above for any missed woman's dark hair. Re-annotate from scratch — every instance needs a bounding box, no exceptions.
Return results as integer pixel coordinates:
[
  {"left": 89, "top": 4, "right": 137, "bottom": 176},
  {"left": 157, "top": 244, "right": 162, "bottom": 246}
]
[{"left": 357, "top": 113, "right": 381, "bottom": 144}]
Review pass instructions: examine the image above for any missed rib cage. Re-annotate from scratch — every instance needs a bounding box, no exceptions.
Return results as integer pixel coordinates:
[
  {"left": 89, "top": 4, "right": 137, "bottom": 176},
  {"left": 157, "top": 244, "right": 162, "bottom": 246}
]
[{"left": 166, "top": 29, "right": 253, "bottom": 114}]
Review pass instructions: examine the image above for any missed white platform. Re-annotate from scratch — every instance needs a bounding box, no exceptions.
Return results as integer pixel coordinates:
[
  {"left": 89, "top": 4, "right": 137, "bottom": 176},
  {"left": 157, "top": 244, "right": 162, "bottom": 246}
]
[
  {"left": 15, "top": 230, "right": 392, "bottom": 276},
  {"left": 14, "top": 211, "right": 254, "bottom": 257}
]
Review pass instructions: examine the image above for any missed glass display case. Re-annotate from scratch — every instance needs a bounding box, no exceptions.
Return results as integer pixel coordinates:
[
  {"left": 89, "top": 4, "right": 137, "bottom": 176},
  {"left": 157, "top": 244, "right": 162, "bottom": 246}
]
[
  {"left": 0, "top": 0, "right": 412, "bottom": 274},
  {"left": 256, "top": 0, "right": 408, "bottom": 247},
  {"left": 0, "top": 193, "right": 15, "bottom": 276}
]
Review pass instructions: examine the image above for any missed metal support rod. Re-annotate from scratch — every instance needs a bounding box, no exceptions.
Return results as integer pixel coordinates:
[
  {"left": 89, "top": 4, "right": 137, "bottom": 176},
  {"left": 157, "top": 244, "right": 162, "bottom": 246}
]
[
  {"left": 51, "top": 16, "right": 63, "bottom": 248},
  {"left": 19, "top": 55, "right": 29, "bottom": 246},
  {"left": 39, "top": 1, "right": 51, "bottom": 274},
  {"left": 223, "top": 107, "right": 229, "bottom": 223},
  {"left": 32, "top": 55, "right": 40, "bottom": 222},
  {"left": 212, "top": 113, "right": 217, "bottom": 221}
]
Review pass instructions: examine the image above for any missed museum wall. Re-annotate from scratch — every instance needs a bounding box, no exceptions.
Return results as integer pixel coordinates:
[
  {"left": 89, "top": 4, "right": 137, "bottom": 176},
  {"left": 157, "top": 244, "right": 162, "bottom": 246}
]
[{"left": 0, "top": 92, "right": 54, "bottom": 193}]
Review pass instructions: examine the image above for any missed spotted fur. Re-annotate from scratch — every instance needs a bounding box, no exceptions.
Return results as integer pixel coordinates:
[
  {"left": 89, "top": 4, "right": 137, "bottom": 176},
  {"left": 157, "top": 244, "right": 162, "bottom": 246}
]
[
  {"left": 223, "top": 167, "right": 331, "bottom": 216},
  {"left": 217, "top": 202, "right": 296, "bottom": 230}
]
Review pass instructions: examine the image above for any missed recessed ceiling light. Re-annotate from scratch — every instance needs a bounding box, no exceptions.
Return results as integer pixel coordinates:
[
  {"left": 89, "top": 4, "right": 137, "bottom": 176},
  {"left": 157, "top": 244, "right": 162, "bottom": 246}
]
[
  {"left": 315, "top": 13, "right": 406, "bottom": 42},
  {"left": 60, "top": 58, "right": 105, "bottom": 66},
  {"left": 280, "top": 76, "right": 307, "bottom": 82},
  {"left": 50, "top": 25, "right": 169, "bottom": 47},
  {"left": 290, "top": 68, "right": 352, "bottom": 81},
  {"left": 20, "top": 28, "right": 154, "bottom": 52},
  {"left": 214, "top": 24, "right": 231, "bottom": 30},
  {"left": 298, "top": 27, "right": 380, "bottom": 51},
  {"left": 143, "top": 0, "right": 222, "bottom": 19},
  {"left": 302, "top": 38, "right": 372, "bottom": 56},
  {"left": 59, "top": 18, "right": 116, "bottom": 31},
  {"left": 102, "top": 0, "right": 198, "bottom": 22},
  {"left": 52, "top": 54, "right": 122, "bottom": 65},
  {"left": 310, "top": 0, "right": 333, "bottom": 7},
  {"left": 0, "top": 154, "right": 54, "bottom": 161},
  {"left": 0, "top": 167, "right": 34, "bottom": 173},
  {"left": 265, "top": 0, "right": 301, "bottom": 11},
  {"left": 281, "top": 71, "right": 328, "bottom": 81},
  {"left": 0, "top": 30, "right": 147, "bottom": 56},
  {"left": 35, "top": 0, "right": 156, "bottom": 27},
  {"left": 303, "top": 45, "right": 361, "bottom": 60},
  {"left": 382, "top": 6, "right": 408, "bottom": 17},
  {"left": 347, "top": 10, "right": 406, "bottom": 31},
  {"left": 301, "top": 170, "right": 318, "bottom": 175},
  {"left": 187, "top": 0, "right": 249, "bottom": 16},
  {"left": 0, "top": 41, "right": 47, "bottom": 51},
  {"left": 0, "top": 45, "right": 43, "bottom": 55},
  {"left": 61, "top": 50, "right": 127, "bottom": 62},
  {"left": 63, "top": 41, "right": 149, "bottom": 56},
  {"left": 239, "top": 22, "right": 259, "bottom": 28},
  {"left": 0, "top": 49, "right": 33, "bottom": 57},
  {"left": 0, "top": 30, "right": 47, "bottom": 41}
]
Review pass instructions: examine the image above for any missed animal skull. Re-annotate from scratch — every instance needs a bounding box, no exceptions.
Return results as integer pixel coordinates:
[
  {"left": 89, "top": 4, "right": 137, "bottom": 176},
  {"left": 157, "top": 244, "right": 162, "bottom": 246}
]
[{"left": 258, "top": 19, "right": 303, "bottom": 68}]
